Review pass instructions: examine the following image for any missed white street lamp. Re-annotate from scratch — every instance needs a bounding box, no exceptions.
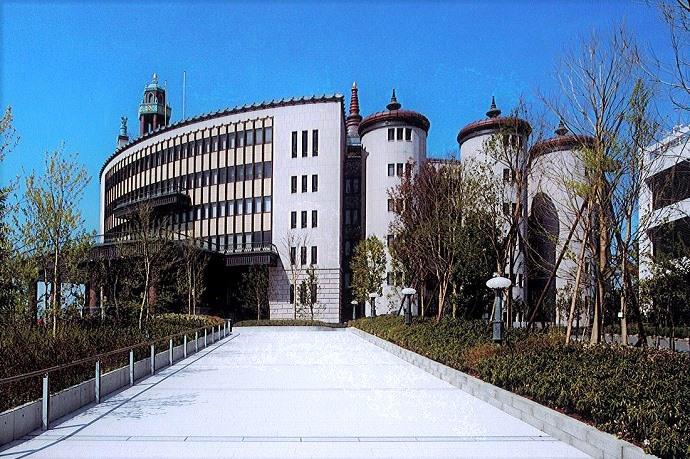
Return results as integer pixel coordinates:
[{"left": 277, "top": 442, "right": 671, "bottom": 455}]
[
  {"left": 401, "top": 287, "right": 417, "bottom": 325},
  {"left": 486, "top": 274, "right": 511, "bottom": 343},
  {"left": 368, "top": 292, "right": 378, "bottom": 317},
  {"left": 350, "top": 299, "right": 358, "bottom": 320}
]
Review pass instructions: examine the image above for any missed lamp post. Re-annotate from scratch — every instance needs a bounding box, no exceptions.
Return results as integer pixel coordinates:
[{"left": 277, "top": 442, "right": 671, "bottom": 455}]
[
  {"left": 350, "top": 299, "right": 358, "bottom": 320},
  {"left": 401, "top": 287, "right": 416, "bottom": 326},
  {"left": 486, "top": 274, "right": 512, "bottom": 343},
  {"left": 368, "top": 292, "right": 378, "bottom": 317}
]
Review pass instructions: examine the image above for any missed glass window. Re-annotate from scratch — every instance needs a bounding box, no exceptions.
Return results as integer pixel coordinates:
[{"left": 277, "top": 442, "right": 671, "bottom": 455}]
[
  {"left": 237, "top": 164, "right": 245, "bottom": 181},
  {"left": 263, "top": 196, "right": 272, "bottom": 212},
  {"left": 246, "top": 163, "right": 254, "bottom": 181},
  {"left": 290, "top": 248, "right": 296, "bottom": 266},
  {"left": 256, "top": 162, "right": 264, "bottom": 179},
  {"left": 245, "top": 198, "right": 252, "bottom": 214},
  {"left": 301, "top": 210, "right": 307, "bottom": 228},
  {"left": 211, "top": 169, "right": 218, "bottom": 185},
  {"left": 291, "top": 211, "right": 297, "bottom": 229},
  {"left": 228, "top": 166, "right": 236, "bottom": 182},
  {"left": 227, "top": 200, "right": 235, "bottom": 216},
  {"left": 291, "top": 131, "right": 297, "bottom": 157},
  {"left": 397, "top": 127, "right": 403, "bottom": 140},
  {"left": 388, "top": 164, "right": 395, "bottom": 177},
  {"left": 405, "top": 128, "right": 412, "bottom": 141},
  {"left": 211, "top": 136, "right": 218, "bottom": 152},
  {"left": 353, "top": 178, "right": 360, "bottom": 193},
  {"left": 503, "top": 168, "right": 511, "bottom": 183},
  {"left": 246, "top": 129, "right": 254, "bottom": 146},
  {"left": 254, "top": 197, "right": 262, "bottom": 213},
  {"left": 312, "top": 130, "right": 318, "bottom": 156},
  {"left": 289, "top": 284, "right": 295, "bottom": 302},
  {"left": 388, "top": 199, "right": 395, "bottom": 212},
  {"left": 255, "top": 127, "right": 263, "bottom": 144},
  {"left": 264, "top": 161, "right": 272, "bottom": 178},
  {"left": 265, "top": 126, "right": 273, "bottom": 143},
  {"left": 312, "top": 174, "right": 318, "bottom": 192},
  {"left": 345, "top": 179, "right": 351, "bottom": 194},
  {"left": 388, "top": 128, "right": 394, "bottom": 141},
  {"left": 220, "top": 135, "right": 227, "bottom": 151},
  {"left": 312, "top": 210, "right": 317, "bottom": 228},
  {"left": 302, "top": 130, "right": 308, "bottom": 157},
  {"left": 219, "top": 202, "right": 226, "bottom": 217},
  {"left": 302, "top": 175, "right": 307, "bottom": 193},
  {"left": 300, "top": 246, "right": 307, "bottom": 265},
  {"left": 237, "top": 130, "right": 245, "bottom": 147},
  {"left": 291, "top": 176, "right": 297, "bottom": 193},
  {"left": 311, "top": 246, "right": 317, "bottom": 265},
  {"left": 397, "top": 163, "right": 403, "bottom": 177},
  {"left": 236, "top": 200, "right": 243, "bottom": 215},
  {"left": 229, "top": 132, "right": 236, "bottom": 149},
  {"left": 219, "top": 168, "right": 226, "bottom": 183}
]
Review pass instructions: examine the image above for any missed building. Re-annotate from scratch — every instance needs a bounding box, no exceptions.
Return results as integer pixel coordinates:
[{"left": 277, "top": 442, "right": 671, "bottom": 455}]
[
  {"left": 99, "top": 74, "right": 592, "bottom": 323},
  {"left": 639, "top": 125, "right": 690, "bottom": 279}
]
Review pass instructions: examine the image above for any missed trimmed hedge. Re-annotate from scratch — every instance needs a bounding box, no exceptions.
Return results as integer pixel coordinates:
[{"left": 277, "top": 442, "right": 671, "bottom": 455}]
[
  {"left": 0, "top": 313, "right": 224, "bottom": 413},
  {"left": 235, "top": 319, "right": 346, "bottom": 328},
  {"left": 351, "top": 316, "right": 690, "bottom": 458}
]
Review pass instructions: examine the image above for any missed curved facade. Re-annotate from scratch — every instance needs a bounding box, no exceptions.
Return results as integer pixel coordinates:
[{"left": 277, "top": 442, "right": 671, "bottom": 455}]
[{"left": 360, "top": 92, "right": 429, "bottom": 314}]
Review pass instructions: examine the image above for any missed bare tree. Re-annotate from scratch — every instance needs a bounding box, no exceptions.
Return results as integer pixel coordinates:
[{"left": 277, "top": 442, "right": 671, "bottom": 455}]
[
  {"left": 240, "top": 265, "right": 268, "bottom": 320},
  {"left": 179, "top": 238, "right": 209, "bottom": 316},
  {"left": 281, "top": 230, "right": 310, "bottom": 319}
]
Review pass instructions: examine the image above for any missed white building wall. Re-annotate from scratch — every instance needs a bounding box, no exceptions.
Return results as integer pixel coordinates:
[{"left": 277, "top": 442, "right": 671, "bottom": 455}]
[{"left": 362, "top": 124, "right": 427, "bottom": 314}]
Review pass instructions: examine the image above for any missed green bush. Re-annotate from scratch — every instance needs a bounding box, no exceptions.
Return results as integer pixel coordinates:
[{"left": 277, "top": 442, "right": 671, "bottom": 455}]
[
  {"left": 351, "top": 316, "right": 689, "bottom": 458},
  {"left": 0, "top": 313, "right": 223, "bottom": 413},
  {"left": 235, "top": 319, "right": 345, "bottom": 328}
]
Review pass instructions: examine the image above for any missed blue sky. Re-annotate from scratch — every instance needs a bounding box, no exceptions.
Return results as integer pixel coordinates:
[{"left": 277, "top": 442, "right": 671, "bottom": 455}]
[{"left": 0, "top": 1, "right": 678, "bottom": 232}]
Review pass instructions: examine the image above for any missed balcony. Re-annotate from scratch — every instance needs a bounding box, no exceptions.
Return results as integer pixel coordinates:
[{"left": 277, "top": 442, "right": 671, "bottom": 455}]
[
  {"left": 224, "top": 242, "right": 279, "bottom": 267},
  {"left": 113, "top": 186, "right": 191, "bottom": 220}
]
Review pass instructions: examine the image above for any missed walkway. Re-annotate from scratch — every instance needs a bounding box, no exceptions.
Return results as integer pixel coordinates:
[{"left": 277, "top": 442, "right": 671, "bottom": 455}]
[{"left": 0, "top": 327, "right": 588, "bottom": 458}]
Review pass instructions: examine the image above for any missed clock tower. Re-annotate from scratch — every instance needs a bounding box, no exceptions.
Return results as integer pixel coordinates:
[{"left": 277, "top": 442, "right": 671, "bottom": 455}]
[{"left": 138, "top": 73, "right": 172, "bottom": 136}]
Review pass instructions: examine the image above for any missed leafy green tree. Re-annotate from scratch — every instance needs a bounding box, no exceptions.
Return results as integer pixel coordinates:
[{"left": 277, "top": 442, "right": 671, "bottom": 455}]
[
  {"left": 240, "top": 265, "right": 268, "bottom": 320},
  {"left": 19, "top": 148, "right": 90, "bottom": 334},
  {"left": 298, "top": 266, "right": 320, "bottom": 321},
  {"left": 350, "top": 236, "right": 386, "bottom": 303}
]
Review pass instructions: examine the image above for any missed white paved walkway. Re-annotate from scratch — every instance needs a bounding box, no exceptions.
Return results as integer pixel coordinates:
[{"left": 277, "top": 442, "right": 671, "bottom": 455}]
[{"left": 0, "top": 327, "right": 588, "bottom": 458}]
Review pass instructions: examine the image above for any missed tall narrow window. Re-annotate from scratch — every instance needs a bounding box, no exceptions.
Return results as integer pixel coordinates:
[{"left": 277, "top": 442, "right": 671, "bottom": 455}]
[
  {"left": 311, "top": 246, "right": 317, "bottom": 265},
  {"left": 290, "top": 247, "right": 296, "bottom": 265},
  {"left": 300, "top": 131, "right": 307, "bottom": 158},
  {"left": 397, "top": 127, "right": 403, "bottom": 140},
  {"left": 265, "top": 126, "right": 273, "bottom": 143},
  {"left": 312, "top": 174, "right": 318, "bottom": 192},
  {"left": 302, "top": 175, "right": 307, "bottom": 193},
  {"left": 397, "top": 163, "right": 403, "bottom": 177},
  {"left": 264, "top": 196, "right": 272, "bottom": 212},
  {"left": 301, "top": 210, "right": 307, "bottom": 228},
  {"left": 388, "top": 164, "right": 395, "bottom": 176},
  {"left": 312, "top": 130, "right": 319, "bottom": 156},
  {"left": 255, "top": 127, "right": 263, "bottom": 145},
  {"left": 312, "top": 210, "right": 318, "bottom": 228},
  {"left": 405, "top": 128, "right": 412, "bottom": 141},
  {"left": 388, "top": 128, "right": 395, "bottom": 141},
  {"left": 300, "top": 246, "right": 307, "bottom": 265},
  {"left": 388, "top": 198, "right": 395, "bottom": 212},
  {"left": 290, "top": 284, "right": 295, "bottom": 303},
  {"left": 503, "top": 168, "right": 511, "bottom": 183},
  {"left": 291, "top": 131, "right": 298, "bottom": 158},
  {"left": 291, "top": 211, "right": 297, "bottom": 229},
  {"left": 246, "top": 129, "right": 254, "bottom": 146},
  {"left": 291, "top": 176, "right": 297, "bottom": 193}
]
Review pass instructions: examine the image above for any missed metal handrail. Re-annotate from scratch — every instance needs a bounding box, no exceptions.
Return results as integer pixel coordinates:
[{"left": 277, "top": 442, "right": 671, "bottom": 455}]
[{"left": 0, "top": 322, "right": 225, "bottom": 386}]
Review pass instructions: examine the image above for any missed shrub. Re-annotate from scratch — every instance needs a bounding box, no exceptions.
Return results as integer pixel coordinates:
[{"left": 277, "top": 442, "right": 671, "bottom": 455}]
[
  {"left": 235, "top": 319, "right": 345, "bottom": 328},
  {"left": 351, "top": 316, "right": 689, "bottom": 458}
]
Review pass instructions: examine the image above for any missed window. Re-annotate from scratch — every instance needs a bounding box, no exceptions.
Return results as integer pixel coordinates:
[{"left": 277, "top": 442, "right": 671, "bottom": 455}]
[
  {"left": 237, "top": 130, "right": 245, "bottom": 148},
  {"left": 311, "top": 246, "right": 317, "bottom": 265},
  {"left": 229, "top": 132, "right": 236, "bottom": 149},
  {"left": 301, "top": 210, "right": 307, "bottom": 228},
  {"left": 264, "top": 162, "right": 272, "bottom": 178},
  {"left": 309, "top": 174, "right": 317, "bottom": 192},
  {"left": 397, "top": 127, "right": 403, "bottom": 140},
  {"left": 228, "top": 166, "right": 236, "bottom": 182},
  {"left": 405, "top": 163, "right": 412, "bottom": 176},
  {"left": 246, "top": 163, "right": 254, "bottom": 181},
  {"left": 387, "top": 234, "right": 394, "bottom": 246},
  {"left": 236, "top": 200, "right": 243, "bottom": 215},
  {"left": 265, "top": 126, "right": 273, "bottom": 143},
  {"left": 254, "top": 197, "right": 262, "bottom": 213},
  {"left": 227, "top": 200, "right": 235, "bottom": 216},
  {"left": 291, "top": 176, "right": 297, "bottom": 193},
  {"left": 397, "top": 163, "right": 403, "bottom": 177},
  {"left": 202, "top": 171, "right": 209, "bottom": 187},
  {"left": 345, "top": 210, "right": 351, "bottom": 225},
  {"left": 300, "top": 246, "right": 307, "bottom": 265},
  {"left": 211, "top": 169, "right": 218, "bottom": 185},
  {"left": 302, "top": 175, "right": 307, "bottom": 193},
  {"left": 290, "top": 247, "right": 296, "bottom": 265},
  {"left": 291, "top": 211, "right": 297, "bottom": 229},
  {"left": 211, "top": 136, "right": 218, "bottom": 152},
  {"left": 388, "top": 198, "right": 395, "bottom": 212},
  {"left": 256, "top": 162, "right": 264, "bottom": 179},
  {"left": 302, "top": 130, "right": 308, "bottom": 157},
  {"left": 263, "top": 196, "right": 272, "bottom": 212},
  {"left": 405, "top": 128, "right": 412, "bottom": 141},
  {"left": 246, "top": 129, "right": 254, "bottom": 146},
  {"left": 244, "top": 198, "right": 252, "bottom": 214},
  {"left": 388, "top": 164, "right": 395, "bottom": 176},
  {"left": 312, "top": 130, "right": 319, "bottom": 156},
  {"left": 219, "top": 202, "right": 226, "bottom": 217},
  {"left": 503, "top": 202, "right": 511, "bottom": 216},
  {"left": 219, "top": 168, "right": 226, "bottom": 183},
  {"left": 312, "top": 210, "right": 317, "bottom": 228},
  {"left": 255, "top": 127, "right": 263, "bottom": 145},
  {"left": 220, "top": 136, "right": 226, "bottom": 151},
  {"left": 345, "top": 240, "right": 351, "bottom": 255},
  {"left": 503, "top": 168, "right": 511, "bottom": 183},
  {"left": 345, "top": 179, "right": 351, "bottom": 194},
  {"left": 237, "top": 165, "right": 245, "bottom": 181},
  {"left": 353, "top": 178, "right": 360, "bottom": 193},
  {"left": 311, "top": 282, "right": 317, "bottom": 304},
  {"left": 388, "top": 128, "right": 395, "bottom": 141},
  {"left": 291, "top": 131, "right": 298, "bottom": 157},
  {"left": 353, "top": 209, "right": 360, "bottom": 225},
  {"left": 290, "top": 284, "right": 295, "bottom": 303}
]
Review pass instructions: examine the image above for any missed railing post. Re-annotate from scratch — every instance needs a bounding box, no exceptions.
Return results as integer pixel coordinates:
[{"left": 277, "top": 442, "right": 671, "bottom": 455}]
[
  {"left": 229, "top": 318, "right": 233, "bottom": 333},
  {"left": 204, "top": 329, "right": 207, "bottom": 348},
  {"left": 195, "top": 331, "right": 199, "bottom": 353},
  {"left": 42, "top": 373, "right": 49, "bottom": 431},
  {"left": 183, "top": 335, "right": 187, "bottom": 358},
  {"left": 169, "top": 338, "right": 173, "bottom": 366},
  {"left": 150, "top": 344, "right": 155, "bottom": 375},
  {"left": 129, "top": 349, "right": 134, "bottom": 386},
  {"left": 95, "top": 360, "right": 101, "bottom": 404}
]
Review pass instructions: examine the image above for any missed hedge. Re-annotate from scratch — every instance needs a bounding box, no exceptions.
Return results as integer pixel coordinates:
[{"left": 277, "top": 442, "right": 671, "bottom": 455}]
[
  {"left": 235, "top": 319, "right": 346, "bottom": 328},
  {"left": 351, "top": 316, "right": 689, "bottom": 458},
  {"left": 0, "top": 313, "right": 224, "bottom": 413}
]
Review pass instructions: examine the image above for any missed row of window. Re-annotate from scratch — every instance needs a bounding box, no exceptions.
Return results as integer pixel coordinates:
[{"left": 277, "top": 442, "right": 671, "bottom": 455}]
[
  {"left": 292, "top": 130, "right": 319, "bottom": 157},
  {"left": 291, "top": 175, "right": 318, "bottom": 193},
  {"left": 344, "top": 177, "right": 360, "bottom": 194},
  {"left": 290, "top": 210, "right": 318, "bottom": 229},
  {"left": 387, "top": 127, "right": 413, "bottom": 142},
  {"left": 289, "top": 245, "right": 318, "bottom": 266},
  {"left": 387, "top": 198, "right": 404, "bottom": 212},
  {"left": 106, "top": 126, "right": 273, "bottom": 188},
  {"left": 387, "top": 163, "right": 411, "bottom": 177},
  {"left": 289, "top": 281, "right": 318, "bottom": 305},
  {"left": 173, "top": 197, "right": 273, "bottom": 223},
  {"left": 344, "top": 208, "right": 360, "bottom": 225}
]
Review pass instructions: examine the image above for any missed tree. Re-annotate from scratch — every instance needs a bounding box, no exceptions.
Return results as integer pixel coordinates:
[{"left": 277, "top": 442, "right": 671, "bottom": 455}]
[
  {"left": 240, "top": 265, "right": 268, "bottom": 320},
  {"left": 282, "top": 230, "right": 310, "bottom": 319},
  {"left": 350, "top": 236, "right": 386, "bottom": 303},
  {"left": 179, "top": 239, "right": 209, "bottom": 316},
  {"left": 19, "top": 147, "right": 90, "bottom": 334},
  {"left": 298, "top": 266, "right": 321, "bottom": 321}
]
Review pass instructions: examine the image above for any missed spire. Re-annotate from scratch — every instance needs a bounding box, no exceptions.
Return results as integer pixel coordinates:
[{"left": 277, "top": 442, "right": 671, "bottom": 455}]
[
  {"left": 117, "top": 115, "right": 129, "bottom": 148},
  {"left": 386, "top": 88, "right": 401, "bottom": 111},
  {"left": 486, "top": 96, "right": 501, "bottom": 118},
  {"left": 346, "top": 81, "right": 363, "bottom": 137},
  {"left": 555, "top": 118, "right": 568, "bottom": 136}
]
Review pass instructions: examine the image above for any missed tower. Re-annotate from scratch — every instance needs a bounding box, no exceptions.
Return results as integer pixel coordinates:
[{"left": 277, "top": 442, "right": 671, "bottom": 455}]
[
  {"left": 117, "top": 116, "right": 129, "bottom": 148},
  {"left": 138, "top": 73, "right": 171, "bottom": 136}
]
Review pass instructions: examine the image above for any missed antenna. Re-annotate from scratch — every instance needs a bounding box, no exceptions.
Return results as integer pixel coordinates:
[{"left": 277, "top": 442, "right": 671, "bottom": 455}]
[{"left": 182, "top": 71, "right": 186, "bottom": 120}]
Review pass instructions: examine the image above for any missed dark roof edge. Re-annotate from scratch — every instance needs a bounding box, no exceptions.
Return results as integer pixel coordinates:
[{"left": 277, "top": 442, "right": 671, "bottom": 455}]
[
  {"left": 457, "top": 116, "right": 532, "bottom": 145},
  {"left": 530, "top": 135, "right": 596, "bottom": 158},
  {"left": 100, "top": 94, "right": 345, "bottom": 179},
  {"left": 359, "top": 109, "right": 430, "bottom": 137}
]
